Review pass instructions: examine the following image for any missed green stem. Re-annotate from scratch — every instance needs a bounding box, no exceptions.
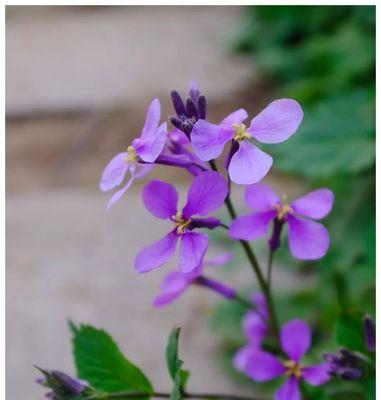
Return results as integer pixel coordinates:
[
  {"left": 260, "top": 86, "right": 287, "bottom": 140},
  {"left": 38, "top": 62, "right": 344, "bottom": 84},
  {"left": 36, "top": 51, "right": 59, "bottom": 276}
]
[
  {"left": 100, "top": 391, "right": 267, "bottom": 400},
  {"left": 266, "top": 250, "right": 274, "bottom": 289},
  {"left": 208, "top": 161, "right": 280, "bottom": 344}
]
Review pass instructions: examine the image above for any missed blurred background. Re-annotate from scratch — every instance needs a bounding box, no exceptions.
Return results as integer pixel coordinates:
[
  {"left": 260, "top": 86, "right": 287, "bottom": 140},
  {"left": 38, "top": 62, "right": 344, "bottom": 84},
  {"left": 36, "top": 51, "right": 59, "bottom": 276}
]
[{"left": 6, "top": 6, "right": 375, "bottom": 400}]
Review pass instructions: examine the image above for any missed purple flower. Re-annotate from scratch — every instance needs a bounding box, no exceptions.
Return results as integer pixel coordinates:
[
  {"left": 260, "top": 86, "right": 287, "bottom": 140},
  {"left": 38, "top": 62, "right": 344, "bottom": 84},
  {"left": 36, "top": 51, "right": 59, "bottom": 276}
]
[
  {"left": 229, "top": 183, "right": 334, "bottom": 260},
  {"left": 190, "top": 99, "right": 303, "bottom": 185},
  {"left": 234, "top": 293, "right": 269, "bottom": 371},
  {"left": 154, "top": 253, "right": 234, "bottom": 307},
  {"left": 245, "top": 319, "right": 331, "bottom": 400},
  {"left": 170, "top": 81, "right": 207, "bottom": 136},
  {"left": 99, "top": 99, "right": 167, "bottom": 209},
  {"left": 134, "top": 171, "right": 229, "bottom": 273}
]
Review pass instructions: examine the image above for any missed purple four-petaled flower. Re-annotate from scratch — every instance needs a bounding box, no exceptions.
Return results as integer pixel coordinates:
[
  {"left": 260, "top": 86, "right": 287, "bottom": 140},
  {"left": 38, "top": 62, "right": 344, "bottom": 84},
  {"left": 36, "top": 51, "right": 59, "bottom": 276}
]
[
  {"left": 191, "top": 99, "right": 303, "bottom": 185},
  {"left": 244, "top": 319, "right": 331, "bottom": 400},
  {"left": 135, "top": 171, "right": 229, "bottom": 273},
  {"left": 229, "top": 183, "right": 334, "bottom": 260},
  {"left": 100, "top": 99, "right": 167, "bottom": 209},
  {"left": 154, "top": 253, "right": 235, "bottom": 307}
]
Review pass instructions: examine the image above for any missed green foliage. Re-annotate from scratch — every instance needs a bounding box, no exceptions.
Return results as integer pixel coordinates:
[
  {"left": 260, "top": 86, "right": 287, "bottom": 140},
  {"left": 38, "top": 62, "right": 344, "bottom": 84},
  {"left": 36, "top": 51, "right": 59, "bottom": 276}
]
[
  {"left": 336, "top": 311, "right": 365, "bottom": 352},
  {"left": 70, "top": 322, "right": 153, "bottom": 397},
  {"left": 166, "top": 327, "right": 189, "bottom": 400}
]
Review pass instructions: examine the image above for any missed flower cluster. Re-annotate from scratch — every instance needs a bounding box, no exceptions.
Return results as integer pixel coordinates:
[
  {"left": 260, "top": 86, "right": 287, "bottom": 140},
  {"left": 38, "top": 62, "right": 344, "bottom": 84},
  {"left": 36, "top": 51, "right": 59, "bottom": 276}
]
[{"left": 99, "top": 82, "right": 341, "bottom": 399}]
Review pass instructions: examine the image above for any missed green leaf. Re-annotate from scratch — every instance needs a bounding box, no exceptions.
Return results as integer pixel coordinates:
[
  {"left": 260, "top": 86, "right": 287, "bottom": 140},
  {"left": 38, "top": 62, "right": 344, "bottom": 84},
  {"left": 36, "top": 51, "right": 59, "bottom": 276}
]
[
  {"left": 71, "top": 323, "right": 153, "bottom": 396},
  {"left": 336, "top": 311, "right": 365, "bottom": 352},
  {"left": 166, "top": 327, "right": 189, "bottom": 400}
]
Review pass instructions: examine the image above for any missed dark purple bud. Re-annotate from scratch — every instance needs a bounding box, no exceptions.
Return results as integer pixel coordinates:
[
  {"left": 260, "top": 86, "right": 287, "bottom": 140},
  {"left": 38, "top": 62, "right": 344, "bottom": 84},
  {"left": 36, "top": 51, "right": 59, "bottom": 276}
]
[
  {"left": 190, "top": 216, "right": 220, "bottom": 230},
  {"left": 268, "top": 219, "right": 284, "bottom": 252},
  {"left": 364, "top": 315, "right": 375, "bottom": 352},
  {"left": 197, "top": 95, "right": 207, "bottom": 119},
  {"left": 186, "top": 98, "right": 198, "bottom": 119},
  {"left": 195, "top": 276, "right": 237, "bottom": 299},
  {"left": 51, "top": 370, "right": 86, "bottom": 395},
  {"left": 169, "top": 116, "right": 185, "bottom": 131},
  {"left": 224, "top": 140, "right": 240, "bottom": 169},
  {"left": 171, "top": 90, "right": 187, "bottom": 117},
  {"left": 338, "top": 367, "right": 363, "bottom": 380}
]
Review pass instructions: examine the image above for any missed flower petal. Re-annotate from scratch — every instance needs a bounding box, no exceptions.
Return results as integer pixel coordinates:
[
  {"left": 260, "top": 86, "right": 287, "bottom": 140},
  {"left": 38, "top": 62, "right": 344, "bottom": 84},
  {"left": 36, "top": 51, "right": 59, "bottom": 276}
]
[
  {"left": 287, "top": 215, "right": 330, "bottom": 260},
  {"left": 182, "top": 171, "right": 228, "bottom": 218},
  {"left": 245, "top": 351, "right": 285, "bottom": 381},
  {"left": 153, "top": 271, "right": 192, "bottom": 307},
  {"left": 142, "top": 180, "right": 178, "bottom": 219},
  {"left": 233, "top": 345, "right": 257, "bottom": 371},
  {"left": 179, "top": 232, "right": 208, "bottom": 273},
  {"left": 106, "top": 175, "right": 135, "bottom": 210},
  {"left": 135, "top": 122, "right": 168, "bottom": 162},
  {"left": 245, "top": 183, "right": 280, "bottom": 211},
  {"left": 249, "top": 99, "right": 303, "bottom": 144},
  {"left": 191, "top": 120, "right": 233, "bottom": 160},
  {"left": 291, "top": 189, "right": 334, "bottom": 220},
  {"left": 141, "top": 98, "right": 161, "bottom": 138},
  {"left": 100, "top": 152, "right": 129, "bottom": 191},
  {"left": 303, "top": 363, "right": 331, "bottom": 386},
  {"left": 243, "top": 312, "right": 267, "bottom": 345},
  {"left": 228, "top": 141, "right": 273, "bottom": 185},
  {"left": 219, "top": 108, "right": 248, "bottom": 130},
  {"left": 202, "top": 252, "right": 234, "bottom": 268},
  {"left": 281, "top": 319, "right": 311, "bottom": 363},
  {"left": 135, "top": 231, "right": 178, "bottom": 273},
  {"left": 229, "top": 210, "right": 276, "bottom": 241},
  {"left": 275, "top": 377, "right": 301, "bottom": 400}
]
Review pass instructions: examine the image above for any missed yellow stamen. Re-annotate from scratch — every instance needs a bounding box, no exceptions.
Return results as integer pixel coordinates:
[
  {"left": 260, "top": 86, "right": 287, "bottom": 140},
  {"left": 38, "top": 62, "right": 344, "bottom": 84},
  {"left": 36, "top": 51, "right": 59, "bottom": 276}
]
[
  {"left": 283, "top": 360, "right": 303, "bottom": 379},
  {"left": 173, "top": 211, "right": 191, "bottom": 235},
  {"left": 232, "top": 123, "right": 251, "bottom": 141},
  {"left": 273, "top": 195, "right": 293, "bottom": 221},
  {"left": 125, "top": 145, "right": 138, "bottom": 163}
]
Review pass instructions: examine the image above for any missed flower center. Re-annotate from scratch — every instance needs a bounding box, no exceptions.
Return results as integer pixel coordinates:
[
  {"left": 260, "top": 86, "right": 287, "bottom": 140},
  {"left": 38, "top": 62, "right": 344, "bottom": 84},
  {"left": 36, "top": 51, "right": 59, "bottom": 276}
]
[
  {"left": 172, "top": 211, "right": 191, "bottom": 234},
  {"left": 283, "top": 360, "right": 303, "bottom": 379},
  {"left": 125, "top": 145, "right": 138, "bottom": 163},
  {"left": 273, "top": 195, "right": 293, "bottom": 220},
  {"left": 232, "top": 123, "right": 251, "bottom": 142}
]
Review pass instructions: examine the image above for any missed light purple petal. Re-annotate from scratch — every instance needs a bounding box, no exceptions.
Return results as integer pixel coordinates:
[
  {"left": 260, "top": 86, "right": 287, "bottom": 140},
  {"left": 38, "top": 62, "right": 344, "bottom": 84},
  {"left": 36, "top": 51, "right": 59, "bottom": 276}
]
[
  {"left": 134, "top": 163, "right": 155, "bottom": 179},
  {"left": 106, "top": 175, "right": 135, "bottom": 210},
  {"left": 219, "top": 108, "right": 248, "bottom": 130},
  {"left": 303, "top": 363, "right": 331, "bottom": 386},
  {"left": 275, "top": 377, "right": 301, "bottom": 400},
  {"left": 229, "top": 210, "right": 276, "bottom": 241},
  {"left": 281, "top": 319, "right": 311, "bottom": 363},
  {"left": 179, "top": 232, "right": 208, "bottom": 273},
  {"left": 202, "top": 253, "right": 234, "bottom": 268},
  {"left": 287, "top": 215, "right": 330, "bottom": 260},
  {"left": 141, "top": 98, "right": 160, "bottom": 138},
  {"left": 228, "top": 141, "right": 273, "bottom": 185},
  {"left": 291, "top": 189, "right": 334, "bottom": 220},
  {"left": 233, "top": 345, "right": 257, "bottom": 371},
  {"left": 191, "top": 120, "right": 233, "bottom": 160},
  {"left": 100, "top": 152, "right": 129, "bottom": 191},
  {"left": 245, "top": 183, "right": 280, "bottom": 211},
  {"left": 245, "top": 351, "right": 285, "bottom": 382},
  {"left": 142, "top": 180, "right": 178, "bottom": 219},
  {"left": 243, "top": 312, "right": 267, "bottom": 345},
  {"left": 153, "top": 271, "right": 192, "bottom": 307},
  {"left": 135, "top": 231, "right": 178, "bottom": 273},
  {"left": 182, "top": 171, "right": 228, "bottom": 218},
  {"left": 249, "top": 99, "right": 303, "bottom": 144},
  {"left": 135, "top": 122, "right": 168, "bottom": 162},
  {"left": 251, "top": 292, "right": 269, "bottom": 320}
]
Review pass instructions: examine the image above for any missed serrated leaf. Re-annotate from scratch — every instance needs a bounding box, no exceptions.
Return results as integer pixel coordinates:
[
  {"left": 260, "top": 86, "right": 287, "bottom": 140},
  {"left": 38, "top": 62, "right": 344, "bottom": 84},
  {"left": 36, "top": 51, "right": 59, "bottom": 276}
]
[
  {"left": 336, "top": 311, "right": 365, "bottom": 352},
  {"left": 71, "top": 323, "right": 153, "bottom": 396},
  {"left": 166, "top": 327, "right": 189, "bottom": 399}
]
